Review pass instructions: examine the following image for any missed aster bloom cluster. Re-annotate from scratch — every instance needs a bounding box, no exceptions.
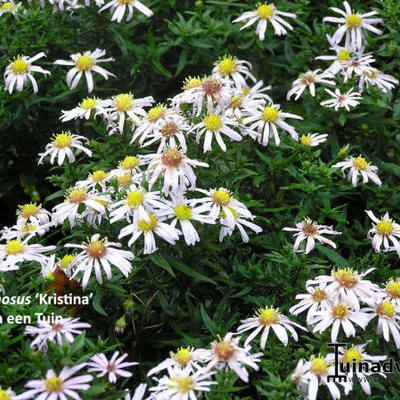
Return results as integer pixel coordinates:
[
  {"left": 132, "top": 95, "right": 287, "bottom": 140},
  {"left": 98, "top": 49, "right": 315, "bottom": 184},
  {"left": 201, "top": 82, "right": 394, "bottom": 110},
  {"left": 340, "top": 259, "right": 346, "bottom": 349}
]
[{"left": 289, "top": 267, "right": 400, "bottom": 399}]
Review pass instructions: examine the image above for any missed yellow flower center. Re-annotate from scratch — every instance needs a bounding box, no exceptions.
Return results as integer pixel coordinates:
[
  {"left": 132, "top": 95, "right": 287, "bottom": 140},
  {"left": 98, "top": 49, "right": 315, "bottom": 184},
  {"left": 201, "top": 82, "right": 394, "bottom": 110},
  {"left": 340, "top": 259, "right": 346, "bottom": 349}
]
[
  {"left": 86, "top": 240, "right": 107, "bottom": 258},
  {"left": 312, "top": 288, "right": 328, "bottom": 303},
  {"left": 257, "top": 4, "right": 274, "bottom": 19},
  {"left": 363, "top": 69, "right": 379, "bottom": 79},
  {"left": 376, "top": 220, "right": 394, "bottom": 236},
  {"left": 75, "top": 55, "right": 94, "bottom": 71},
  {"left": 80, "top": 98, "right": 97, "bottom": 110},
  {"left": 91, "top": 170, "right": 108, "bottom": 183},
  {"left": 60, "top": 254, "right": 74, "bottom": 269},
  {"left": 147, "top": 106, "right": 165, "bottom": 122},
  {"left": 258, "top": 307, "right": 280, "bottom": 325},
  {"left": 5, "top": 240, "right": 25, "bottom": 255},
  {"left": 220, "top": 206, "right": 238, "bottom": 220},
  {"left": 377, "top": 301, "right": 396, "bottom": 318},
  {"left": 138, "top": 214, "right": 157, "bottom": 232},
  {"left": 174, "top": 204, "right": 192, "bottom": 220},
  {"left": 0, "top": 389, "right": 11, "bottom": 400},
  {"left": 352, "top": 156, "right": 368, "bottom": 171},
  {"left": 67, "top": 188, "right": 87, "bottom": 204},
  {"left": 115, "top": 94, "right": 134, "bottom": 112},
  {"left": 333, "top": 269, "right": 358, "bottom": 289},
  {"left": 386, "top": 281, "right": 400, "bottom": 298},
  {"left": 121, "top": 156, "right": 140, "bottom": 170},
  {"left": 12, "top": 58, "right": 28, "bottom": 74},
  {"left": 300, "top": 135, "right": 312, "bottom": 146},
  {"left": 214, "top": 341, "right": 235, "bottom": 361},
  {"left": 45, "top": 377, "right": 63, "bottom": 393},
  {"left": 310, "top": 358, "right": 328, "bottom": 376},
  {"left": 219, "top": 57, "right": 236, "bottom": 75},
  {"left": 18, "top": 203, "right": 39, "bottom": 219},
  {"left": 118, "top": 0, "right": 133, "bottom": 4},
  {"left": 332, "top": 304, "right": 349, "bottom": 320},
  {"left": 118, "top": 174, "right": 133, "bottom": 187},
  {"left": 346, "top": 14, "right": 362, "bottom": 29},
  {"left": 161, "top": 121, "right": 178, "bottom": 138},
  {"left": 338, "top": 146, "right": 348, "bottom": 157},
  {"left": 203, "top": 115, "right": 222, "bottom": 132},
  {"left": 230, "top": 95, "right": 243, "bottom": 109},
  {"left": 342, "top": 348, "right": 362, "bottom": 364},
  {"left": 338, "top": 50, "right": 351, "bottom": 61},
  {"left": 183, "top": 76, "right": 202, "bottom": 90},
  {"left": 53, "top": 133, "right": 72, "bottom": 148},
  {"left": 162, "top": 149, "right": 183, "bottom": 168},
  {"left": 212, "top": 189, "right": 231, "bottom": 206},
  {"left": 20, "top": 224, "right": 37, "bottom": 233},
  {"left": 262, "top": 106, "right": 279, "bottom": 123},
  {"left": 1, "top": 2, "right": 16, "bottom": 12},
  {"left": 172, "top": 347, "right": 192, "bottom": 367},
  {"left": 176, "top": 377, "right": 194, "bottom": 394},
  {"left": 127, "top": 191, "right": 144, "bottom": 208}
]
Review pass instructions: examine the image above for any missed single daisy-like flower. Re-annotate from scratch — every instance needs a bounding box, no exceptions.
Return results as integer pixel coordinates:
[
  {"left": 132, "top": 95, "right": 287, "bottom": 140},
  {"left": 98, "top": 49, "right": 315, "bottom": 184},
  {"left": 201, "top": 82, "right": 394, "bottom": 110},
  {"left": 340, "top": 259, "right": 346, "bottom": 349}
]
[
  {"left": 16, "top": 202, "right": 51, "bottom": 225},
  {"left": 75, "top": 169, "right": 111, "bottom": 192},
  {"left": 306, "top": 268, "right": 380, "bottom": 311},
  {"left": 54, "top": 49, "right": 115, "bottom": 93},
  {"left": 0, "top": 239, "right": 55, "bottom": 272},
  {"left": 24, "top": 317, "right": 90, "bottom": 351},
  {"left": 66, "top": 234, "right": 134, "bottom": 287},
  {"left": 38, "top": 131, "right": 92, "bottom": 165},
  {"left": 142, "top": 147, "right": 209, "bottom": 195},
  {"left": 283, "top": 217, "right": 342, "bottom": 254},
  {"left": 87, "top": 352, "right": 138, "bottom": 383},
  {"left": 342, "top": 49, "right": 375, "bottom": 82},
  {"left": 16, "top": 364, "right": 92, "bottom": 400},
  {"left": 150, "top": 366, "right": 216, "bottom": 400},
  {"left": 4, "top": 52, "right": 50, "bottom": 94},
  {"left": 118, "top": 212, "right": 180, "bottom": 254},
  {"left": 233, "top": 2, "right": 296, "bottom": 39},
  {"left": 99, "top": 0, "right": 153, "bottom": 23},
  {"left": 211, "top": 55, "right": 256, "bottom": 89},
  {"left": 323, "top": 1, "right": 383, "bottom": 50},
  {"left": 320, "top": 87, "right": 362, "bottom": 111},
  {"left": 365, "top": 210, "right": 400, "bottom": 253},
  {"left": 286, "top": 69, "right": 335, "bottom": 101},
  {"left": 0, "top": 0, "right": 21, "bottom": 16},
  {"left": 60, "top": 97, "right": 109, "bottom": 122},
  {"left": 290, "top": 359, "right": 309, "bottom": 395},
  {"left": 358, "top": 67, "right": 399, "bottom": 93},
  {"left": 1, "top": 220, "right": 51, "bottom": 241},
  {"left": 382, "top": 278, "right": 400, "bottom": 305},
  {"left": 300, "top": 133, "right": 328, "bottom": 147},
  {"left": 198, "top": 332, "right": 262, "bottom": 383},
  {"left": 109, "top": 155, "right": 143, "bottom": 180},
  {"left": 147, "top": 347, "right": 204, "bottom": 376},
  {"left": 237, "top": 306, "right": 306, "bottom": 349},
  {"left": 242, "top": 103, "right": 303, "bottom": 146},
  {"left": 332, "top": 155, "right": 381, "bottom": 187},
  {"left": 192, "top": 111, "right": 242, "bottom": 152}
]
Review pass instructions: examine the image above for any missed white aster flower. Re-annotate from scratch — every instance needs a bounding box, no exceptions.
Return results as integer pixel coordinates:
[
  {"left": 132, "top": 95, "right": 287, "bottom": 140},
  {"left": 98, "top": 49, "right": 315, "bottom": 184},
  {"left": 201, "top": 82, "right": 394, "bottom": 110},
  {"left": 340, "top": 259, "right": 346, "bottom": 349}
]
[
  {"left": 66, "top": 234, "right": 134, "bottom": 287},
  {"left": 142, "top": 147, "right": 208, "bottom": 195},
  {"left": 15, "top": 364, "right": 92, "bottom": 400},
  {"left": 283, "top": 217, "right": 342, "bottom": 254},
  {"left": 99, "top": 0, "right": 153, "bottom": 23},
  {"left": 306, "top": 268, "right": 380, "bottom": 311},
  {"left": 233, "top": 2, "right": 296, "bottom": 39},
  {"left": 332, "top": 155, "right": 381, "bottom": 187},
  {"left": 109, "top": 155, "right": 143, "bottom": 180},
  {"left": 0, "top": 0, "right": 21, "bottom": 16},
  {"left": 320, "top": 87, "right": 361, "bottom": 111},
  {"left": 75, "top": 169, "right": 111, "bottom": 192},
  {"left": 118, "top": 212, "right": 180, "bottom": 254},
  {"left": 4, "top": 52, "right": 50, "bottom": 94},
  {"left": 24, "top": 317, "right": 90, "bottom": 351},
  {"left": 88, "top": 352, "right": 138, "bottom": 383},
  {"left": 60, "top": 97, "right": 109, "bottom": 122},
  {"left": 339, "top": 344, "right": 386, "bottom": 395},
  {"left": 16, "top": 202, "right": 51, "bottom": 226},
  {"left": 0, "top": 220, "right": 51, "bottom": 241},
  {"left": 150, "top": 366, "right": 216, "bottom": 400},
  {"left": 147, "top": 347, "right": 204, "bottom": 376},
  {"left": 52, "top": 187, "right": 109, "bottom": 227},
  {"left": 300, "top": 133, "right": 328, "bottom": 147},
  {"left": 323, "top": 1, "right": 383, "bottom": 50},
  {"left": 54, "top": 49, "right": 115, "bottom": 92},
  {"left": 38, "top": 131, "right": 92, "bottom": 165},
  {"left": 192, "top": 111, "right": 242, "bottom": 152},
  {"left": 211, "top": 55, "right": 255, "bottom": 89},
  {"left": 287, "top": 69, "right": 335, "bottom": 101},
  {"left": 237, "top": 306, "right": 306, "bottom": 349},
  {"left": 0, "top": 239, "right": 55, "bottom": 272},
  {"left": 342, "top": 50, "right": 375, "bottom": 82},
  {"left": 242, "top": 103, "right": 302, "bottom": 146},
  {"left": 365, "top": 210, "right": 400, "bottom": 253},
  {"left": 310, "top": 302, "right": 371, "bottom": 342},
  {"left": 358, "top": 67, "right": 399, "bottom": 93},
  {"left": 382, "top": 278, "right": 400, "bottom": 306},
  {"left": 199, "top": 332, "right": 261, "bottom": 383},
  {"left": 289, "top": 286, "right": 331, "bottom": 325},
  {"left": 290, "top": 359, "right": 309, "bottom": 394}
]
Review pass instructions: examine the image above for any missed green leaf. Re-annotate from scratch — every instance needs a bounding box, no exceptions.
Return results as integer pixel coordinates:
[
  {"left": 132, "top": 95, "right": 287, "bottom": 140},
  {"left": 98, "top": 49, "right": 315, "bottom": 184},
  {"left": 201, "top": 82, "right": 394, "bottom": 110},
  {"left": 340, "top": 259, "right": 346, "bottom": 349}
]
[
  {"left": 317, "top": 246, "right": 348, "bottom": 267},
  {"left": 200, "top": 304, "right": 216, "bottom": 334},
  {"left": 150, "top": 254, "right": 176, "bottom": 277},
  {"left": 92, "top": 293, "right": 108, "bottom": 317}
]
